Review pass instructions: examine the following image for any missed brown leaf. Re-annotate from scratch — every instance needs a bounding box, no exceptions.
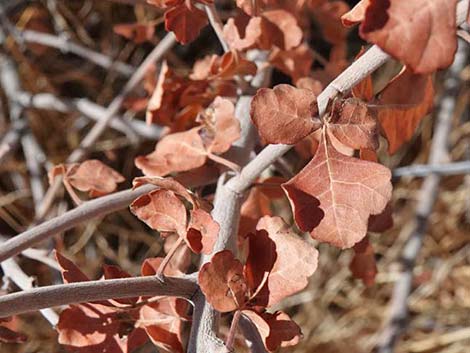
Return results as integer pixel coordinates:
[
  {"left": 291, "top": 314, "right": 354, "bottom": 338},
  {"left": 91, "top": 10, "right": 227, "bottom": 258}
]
[
  {"left": 282, "top": 129, "right": 392, "bottom": 248},
  {"left": 349, "top": 236, "right": 377, "bottom": 286},
  {"left": 269, "top": 44, "right": 314, "bottom": 82},
  {"left": 368, "top": 203, "right": 393, "bottom": 233},
  {"left": 55, "top": 251, "right": 90, "bottom": 283},
  {"left": 185, "top": 209, "right": 219, "bottom": 254},
  {"left": 341, "top": 0, "right": 369, "bottom": 27},
  {"left": 199, "top": 97, "right": 240, "bottom": 154},
  {"left": 242, "top": 310, "right": 301, "bottom": 351},
  {"left": 223, "top": 16, "right": 263, "bottom": 51},
  {"left": 262, "top": 10, "right": 303, "bottom": 50},
  {"left": 198, "top": 250, "right": 248, "bottom": 312},
  {"left": 165, "top": 4, "right": 208, "bottom": 44},
  {"left": 377, "top": 67, "right": 434, "bottom": 154},
  {"left": 313, "top": 1, "right": 350, "bottom": 44},
  {"left": 326, "top": 98, "right": 379, "bottom": 150},
  {"left": 0, "top": 318, "right": 27, "bottom": 343},
  {"left": 57, "top": 303, "right": 147, "bottom": 353},
  {"left": 66, "top": 160, "right": 125, "bottom": 197},
  {"left": 136, "top": 298, "right": 188, "bottom": 353},
  {"left": 209, "top": 51, "right": 257, "bottom": 80},
  {"left": 130, "top": 189, "right": 187, "bottom": 236},
  {"left": 135, "top": 127, "right": 207, "bottom": 176},
  {"left": 251, "top": 84, "right": 320, "bottom": 145},
  {"left": 359, "top": 0, "right": 458, "bottom": 74},
  {"left": 246, "top": 216, "right": 318, "bottom": 307}
]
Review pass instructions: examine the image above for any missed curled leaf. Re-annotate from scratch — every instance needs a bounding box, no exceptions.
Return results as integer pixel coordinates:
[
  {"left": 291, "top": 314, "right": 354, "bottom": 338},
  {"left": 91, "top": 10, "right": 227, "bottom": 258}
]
[{"left": 198, "top": 250, "right": 247, "bottom": 312}]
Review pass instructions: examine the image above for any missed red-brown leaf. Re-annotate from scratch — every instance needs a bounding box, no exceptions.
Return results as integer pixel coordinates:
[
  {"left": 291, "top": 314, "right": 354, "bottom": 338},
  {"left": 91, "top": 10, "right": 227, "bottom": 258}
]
[
  {"left": 55, "top": 251, "right": 90, "bottom": 283},
  {"left": 359, "top": 0, "right": 458, "bottom": 74},
  {"left": 135, "top": 128, "right": 207, "bottom": 176},
  {"left": 326, "top": 98, "right": 379, "bottom": 150},
  {"left": 113, "top": 22, "right": 155, "bottom": 43},
  {"left": 198, "top": 250, "right": 248, "bottom": 312},
  {"left": 66, "top": 160, "right": 125, "bottom": 197},
  {"left": 242, "top": 310, "right": 301, "bottom": 351},
  {"left": 245, "top": 216, "right": 318, "bottom": 307},
  {"left": 282, "top": 129, "right": 392, "bottom": 248},
  {"left": 130, "top": 189, "right": 187, "bottom": 236},
  {"left": 349, "top": 236, "right": 377, "bottom": 286},
  {"left": 251, "top": 84, "right": 320, "bottom": 145},
  {"left": 165, "top": 4, "right": 208, "bottom": 44},
  {"left": 377, "top": 67, "right": 434, "bottom": 154},
  {"left": 185, "top": 209, "right": 219, "bottom": 255}
]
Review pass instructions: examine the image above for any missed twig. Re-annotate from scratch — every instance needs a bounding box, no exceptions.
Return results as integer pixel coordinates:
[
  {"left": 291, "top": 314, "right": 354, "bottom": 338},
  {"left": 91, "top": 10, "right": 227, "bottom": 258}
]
[
  {"left": 225, "top": 0, "right": 470, "bottom": 195},
  {"left": 0, "top": 274, "right": 198, "bottom": 318},
  {"left": 14, "top": 91, "right": 161, "bottom": 140},
  {"left": 392, "top": 161, "right": 470, "bottom": 178},
  {"left": 1, "top": 257, "right": 59, "bottom": 325},
  {"left": 188, "top": 54, "right": 271, "bottom": 353},
  {"left": 205, "top": 4, "right": 229, "bottom": 52},
  {"left": 375, "top": 39, "right": 469, "bottom": 353},
  {"left": 20, "top": 30, "right": 134, "bottom": 76},
  {"left": 35, "top": 32, "right": 176, "bottom": 220},
  {"left": 226, "top": 310, "right": 242, "bottom": 351}
]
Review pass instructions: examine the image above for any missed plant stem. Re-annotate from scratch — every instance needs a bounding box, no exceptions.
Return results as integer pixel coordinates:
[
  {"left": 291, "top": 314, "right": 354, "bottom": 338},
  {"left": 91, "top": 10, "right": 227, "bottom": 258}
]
[
  {"left": 226, "top": 310, "right": 242, "bottom": 351},
  {"left": 156, "top": 236, "right": 185, "bottom": 277}
]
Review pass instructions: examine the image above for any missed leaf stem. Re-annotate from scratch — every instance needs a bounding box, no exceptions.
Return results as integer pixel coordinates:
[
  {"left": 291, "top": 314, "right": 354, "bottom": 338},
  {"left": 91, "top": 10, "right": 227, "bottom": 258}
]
[
  {"left": 156, "top": 236, "right": 185, "bottom": 277},
  {"left": 226, "top": 309, "right": 242, "bottom": 351}
]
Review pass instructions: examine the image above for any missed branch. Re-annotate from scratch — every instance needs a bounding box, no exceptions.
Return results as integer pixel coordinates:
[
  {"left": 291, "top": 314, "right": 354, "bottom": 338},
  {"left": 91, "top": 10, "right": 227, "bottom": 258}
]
[
  {"left": 225, "top": 0, "right": 470, "bottom": 195},
  {"left": 0, "top": 274, "right": 198, "bottom": 318},
  {"left": 19, "top": 30, "right": 134, "bottom": 76},
  {"left": 14, "top": 91, "right": 161, "bottom": 140},
  {"left": 188, "top": 54, "right": 271, "bottom": 353},
  {"left": 393, "top": 161, "right": 470, "bottom": 178},
  {"left": 35, "top": 32, "right": 176, "bottom": 220},
  {"left": 375, "top": 39, "right": 469, "bottom": 353}
]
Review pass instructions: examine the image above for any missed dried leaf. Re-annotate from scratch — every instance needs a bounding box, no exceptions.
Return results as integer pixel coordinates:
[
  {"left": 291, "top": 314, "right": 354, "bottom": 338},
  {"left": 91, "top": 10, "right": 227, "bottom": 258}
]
[
  {"left": 349, "top": 236, "right": 377, "bottom": 286},
  {"left": 113, "top": 22, "right": 155, "bottom": 43},
  {"left": 165, "top": 4, "right": 208, "bottom": 44},
  {"left": 199, "top": 250, "right": 248, "bottom": 312},
  {"left": 377, "top": 67, "right": 434, "bottom": 154},
  {"left": 186, "top": 209, "right": 219, "bottom": 254},
  {"left": 135, "top": 127, "right": 207, "bottom": 176},
  {"left": 282, "top": 129, "right": 392, "bottom": 248},
  {"left": 55, "top": 251, "right": 90, "bottom": 283},
  {"left": 269, "top": 44, "right": 314, "bottom": 82},
  {"left": 130, "top": 189, "right": 187, "bottom": 236},
  {"left": 251, "top": 84, "right": 320, "bottom": 145},
  {"left": 326, "top": 98, "right": 379, "bottom": 150},
  {"left": 242, "top": 310, "right": 301, "bottom": 351},
  {"left": 246, "top": 216, "right": 318, "bottom": 307},
  {"left": 359, "top": 0, "right": 458, "bottom": 73}
]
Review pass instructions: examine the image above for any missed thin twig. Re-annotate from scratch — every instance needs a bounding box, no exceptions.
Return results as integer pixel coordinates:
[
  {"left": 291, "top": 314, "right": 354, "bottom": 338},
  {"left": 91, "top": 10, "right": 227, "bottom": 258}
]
[
  {"left": 393, "top": 161, "right": 470, "bottom": 178},
  {"left": 0, "top": 274, "right": 197, "bottom": 318},
  {"left": 375, "top": 39, "right": 469, "bottom": 353}
]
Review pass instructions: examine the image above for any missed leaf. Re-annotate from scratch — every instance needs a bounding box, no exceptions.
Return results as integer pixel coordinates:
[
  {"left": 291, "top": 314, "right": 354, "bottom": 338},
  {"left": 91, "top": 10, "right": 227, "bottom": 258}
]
[
  {"left": 376, "top": 67, "right": 434, "bottom": 154},
  {"left": 130, "top": 189, "right": 187, "bottom": 236},
  {"left": 57, "top": 303, "right": 147, "bottom": 353},
  {"left": 349, "top": 236, "right": 377, "bottom": 286},
  {"left": 359, "top": 0, "right": 459, "bottom": 74},
  {"left": 223, "top": 16, "right": 263, "bottom": 51},
  {"left": 0, "top": 318, "right": 27, "bottom": 343},
  {"left": 186, "top": 209, "right": 219, "bottom": 254},
  {"left": 132, "top": 176, "right": 202, "bottom": 209},
  {"left": 242, "top": 310, "right": 301, "bottom": 351},
  {"left": 262, "top": 10, "right": 303, "bottom": 50},
  {"left": 165, "top": 4, "right": 208, "bottom": 44},
  {"left": 103, "top": 265, "right": 139, "bottom": 306},
  {"left": 198, "top": 250, "right": 248, "bottom": 312},
  {"left": 368, "top": 202, "right": 393, "bottom": 233},
  {"left": 55, "top": 251, "right": 90, "bottom": 283},
  {"left": 209, "top": 51, "right": 257, "bottom": 80},
  {"left": 312, "top": 1, "right": 351, "bottom": 44},
  {"left": 136, "top": 298, "right": 188, "bottom": 353},
  {"left": 135, "top": 127, "right": 207, "bottom": 176},
  {"left": 326, "top": 98, "right": 379, "bottom": 150},
  {"left": 246, "top": 216, "right": 318, "bottom": 307},
  {"left": 66, "top": 160, "right": 125, "bottom": 197},
  {"left": 251, "top": 84, "right": 320, "bottom": 145},
  {"left": 269, "top": 44, "right": 314, "bottom": 82},
  {"left": 282, "top": 129, "right": 392, "bottom": 248},
  {"left": 199, "top": 97, "right": 240, "bottom": 154},
  {"left": 341, "top": 0, "right": 369, "bottom": 27}
]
